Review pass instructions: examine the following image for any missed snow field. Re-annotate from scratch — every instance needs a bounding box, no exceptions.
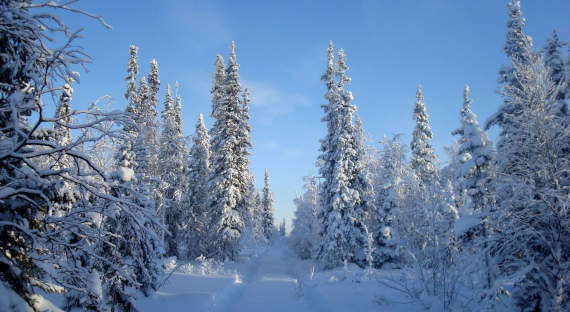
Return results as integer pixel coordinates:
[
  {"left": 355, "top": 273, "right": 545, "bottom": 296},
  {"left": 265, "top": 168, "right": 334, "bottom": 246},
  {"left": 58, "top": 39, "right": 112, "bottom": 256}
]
[{"left": 137, "top": 238, "right": 426, "bottom": 312}]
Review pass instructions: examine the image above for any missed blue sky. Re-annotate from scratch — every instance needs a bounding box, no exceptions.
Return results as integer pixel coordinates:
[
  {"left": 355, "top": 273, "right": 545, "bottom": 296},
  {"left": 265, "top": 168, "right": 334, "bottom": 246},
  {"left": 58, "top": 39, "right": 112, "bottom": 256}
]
[{"left": 63, "top": 0, "right": 569, "bottom": 226}]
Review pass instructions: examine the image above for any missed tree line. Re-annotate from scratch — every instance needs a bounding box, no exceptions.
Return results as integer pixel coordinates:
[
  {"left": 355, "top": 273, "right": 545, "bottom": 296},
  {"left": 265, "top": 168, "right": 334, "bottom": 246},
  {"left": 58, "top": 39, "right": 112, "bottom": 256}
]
[{"left": 290, "top": 1, "right": 569, "bottom": 311}]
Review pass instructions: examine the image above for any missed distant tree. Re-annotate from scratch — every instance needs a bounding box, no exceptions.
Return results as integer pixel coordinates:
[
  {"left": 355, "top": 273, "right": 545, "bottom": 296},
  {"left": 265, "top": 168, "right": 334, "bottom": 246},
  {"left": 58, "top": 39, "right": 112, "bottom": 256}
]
[
  {"left": 253, "top": 189, "right": 264, "bottom": 240},
  {"left": 262, "top": 169, "right": 275, "bottom": 240},
  {"left": 279, "top": 218, "right": 286, "bottom": 236},
  {"left": 290, "top": 176, "right": 321, "bottom": 259}
]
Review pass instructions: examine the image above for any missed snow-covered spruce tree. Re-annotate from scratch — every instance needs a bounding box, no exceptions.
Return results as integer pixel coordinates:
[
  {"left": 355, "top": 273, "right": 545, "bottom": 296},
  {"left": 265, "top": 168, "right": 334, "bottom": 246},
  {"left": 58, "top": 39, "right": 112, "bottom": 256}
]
[
  {"left": 182, "top": 114, "right": 211, "bottom": 259},
  {"left": 125, "top": 45, "right": 139, "bottom": 106},
  {"left": 210, "top": 55, "right": 225, "bottom": 120},
  {"left": 410, "top": 85, "right": 436, "bottom": 186},
  {"left": 451, "top": 86, "right": 495, "bottom": 245},
  {"left": 145, "top": 60, "right": 163, "bottom": 222},
  {"left": 491, "top": 50, "right": 569, "bottom": 312},
  {"left": 290, "top": 176, "right": 321, "bottom": 259},
  {"left": 97, "top": 128, "right": 164, "bottom": 309},
  {"left": 132, "top": 71, "right": 164, "bottom": 251},
  {"left": 386, "top": 88, "right": 461, "bottom": 308},
  {"left": 160, "top": 84, "right": 189, "bottom": 258},
  {"left": 317, "top": 45, "right": 368, "bottom": 268},
  {"left": 317, "top": 41, "right": 340, "bottom": 206},
  {"left": 133, "top": 76, "right": 151, "bottom": 174},
  {"left": 372, "top": 135, "right": 407, "bottom": 268},
  {"left": 542, "top": 29, "right": 568, "bottom": 115},
  {"left": 242, "top": 174, "right": 259, "bottom": 242},
  {"left": 409, "top": 84, "right": 457, "bottom": 274},
  {"left": 317, "top": 43, "right": 347, "bottom": 268},
  {"left": 352, "top": 114, "right": 376, "bottom": 235},
  {"left": 236, "top": 88, "right": 254, "bottom": 234},
  {"left": 206, "top": 42, "right": 245, "bottom": 260},
  {"left": 262, "top": 169, "right": 275, "bottom": 240},
  {"left": 449, "top": 86, "right": 498, "bottom": 301},
  {"left": 54, "top": 82, "right": 74, "bottom": 156},
  {"left": 0, "top": 2, "right": 127, "bottom": 310},
  {"left": 486, "top": 0, "right": 534, "bottom": 133},
  {"left": 203, "top": 54, "right": 224, "bottom": 257},
  {"left": 253, "top": 189, "right": 264, "bottom": 240},
  {"left": 50, "top": 82, "right": 77, "bottom": 216},
  {"left": 279, "top": 218, "right": 286, "bottom": 236},
  {"left": 51, "top": 83, "right": 105, "bottom": 311},
  {"left": 90, "top": 45, "right": 164, "bottom": 309}
]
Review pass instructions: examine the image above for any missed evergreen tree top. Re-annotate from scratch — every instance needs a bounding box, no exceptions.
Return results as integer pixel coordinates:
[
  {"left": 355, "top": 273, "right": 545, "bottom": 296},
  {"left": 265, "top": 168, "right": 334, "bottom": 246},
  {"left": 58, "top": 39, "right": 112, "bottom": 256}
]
[
  {"left": 55, "top": 83, "right": 73, "bottom": 122},
  {"left": 212, "top": 55, "right": 225, "bottom": 91},
  {"left": 543, "top": 30, "right": 565, "bottom": 82},
  {"left": 457, "top": 86, "right": 481, "bottom": 133},
  {"left": 229, "top": 41, "right": 237, "bottom": 64},
  {"left": 412, "top": 85, "right": 433, "bottom": 139},
  {"left": 195, "top": 113, "right": 208, "bottom": 140},
  {"left": 174, "top": 82, "right": 183, "bottom": 130},
  {"left": 136, "top": 76, "right": 149, "bottom": 118},
  {"left": 264, "top": 169, "right": 270, "bottom": 187},
  {"left": 164, "top": 84, "right": 173, "bottom": 113},
  {"left": 225, "top": 41, "right": 240, "bottom": 81},
  {"left": 263, "top": 169, "right": 274, "bottom": 212},
  {"left": 504, "top": 0, "right": 533, "bottom": 59},
  {"left": 336, "top": 48, "right": 352, "bottom": 89},
  {"left": 460, "top": 85, "right": 477, "bottom": 126},
  {"left": 148, "top": 59, "right": 160, "bottom": 94},
  {"left": 125, "top": 45, "right": 139, "bottom": 101},
  {"left": 322, "top": 41, "right": 336, "bottom": 94},
  {"left": 211, "top": 55, "right": 225, "bottom": 118},
  {"left": 411, "top": 85, "right": 436, "bottom": 184}
]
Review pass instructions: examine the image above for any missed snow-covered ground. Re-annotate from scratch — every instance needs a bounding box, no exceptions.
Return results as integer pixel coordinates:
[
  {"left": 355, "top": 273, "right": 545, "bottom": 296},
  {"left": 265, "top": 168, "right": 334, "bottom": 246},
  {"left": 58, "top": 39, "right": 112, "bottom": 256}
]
[{"left": 136, "top": 238, "right": 424, "bottom": 312}]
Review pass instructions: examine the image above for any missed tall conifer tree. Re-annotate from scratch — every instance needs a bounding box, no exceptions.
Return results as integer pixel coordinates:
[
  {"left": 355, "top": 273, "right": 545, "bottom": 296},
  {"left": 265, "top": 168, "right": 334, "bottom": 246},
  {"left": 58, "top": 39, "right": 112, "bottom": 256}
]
[
  {"left": 317, "top": 44, "right": 369, "bottom": 268},
  {"left": 183, "top": 114, "right": 211, "bottom": 258},
  {"left": 207, "top": 42, "right": 245, "bottom": 260},
  {"left": 160, "top": 84, "right": 188, "bottom": 257},
  {"left": 410, "top": 85, "right": 436, "bottom": 186}
]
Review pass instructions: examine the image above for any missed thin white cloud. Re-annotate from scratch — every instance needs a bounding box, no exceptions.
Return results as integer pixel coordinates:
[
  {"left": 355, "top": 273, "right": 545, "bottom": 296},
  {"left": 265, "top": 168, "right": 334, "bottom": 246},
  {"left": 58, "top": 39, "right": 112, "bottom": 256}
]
[
  {"left": 260, "top": 139, "right": 280, "bottom": 150},
  {"left": 258, "top": 139, "right": 302, "bottom": 161},
  {"left": 167, "top": 0, "right": 230, "bottom": 45},
  {"left": 244, "top": 80, "right": 310, "bottom": 124}
]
